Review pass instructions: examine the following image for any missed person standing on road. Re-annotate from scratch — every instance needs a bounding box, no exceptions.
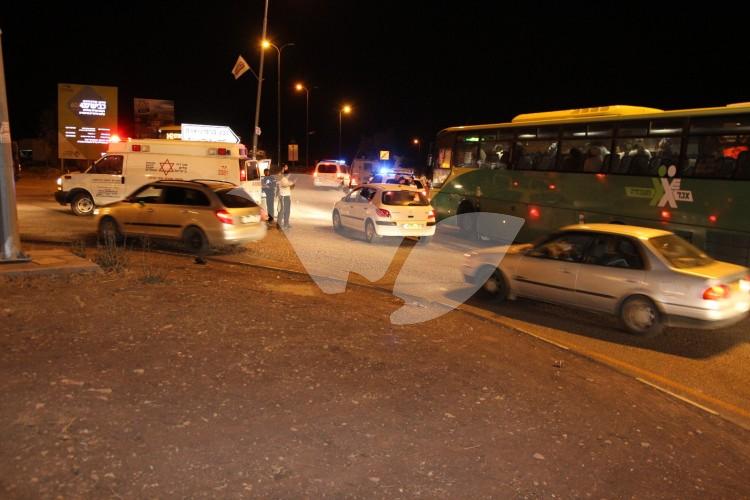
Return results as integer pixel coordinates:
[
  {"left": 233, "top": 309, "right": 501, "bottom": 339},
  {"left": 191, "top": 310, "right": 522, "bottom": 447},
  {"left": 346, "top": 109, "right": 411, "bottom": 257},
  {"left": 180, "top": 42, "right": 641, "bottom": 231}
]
[
  {"left": 261, "top": 168, "right": 277, "bottom": 224},
  {"left": 278, "top": 164, "right": 295, "bottom": 229}
]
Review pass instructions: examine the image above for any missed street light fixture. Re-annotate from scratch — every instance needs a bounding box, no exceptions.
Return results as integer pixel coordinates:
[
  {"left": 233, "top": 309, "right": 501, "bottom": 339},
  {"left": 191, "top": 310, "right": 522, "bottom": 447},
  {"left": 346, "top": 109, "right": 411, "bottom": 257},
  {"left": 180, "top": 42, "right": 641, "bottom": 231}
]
[
  {"left": 412, "top": 138, "right": 421, "bottom": 156},
  {"left": 338, "top": 104, "right": 352, "bottom": 160},
  {"left": 294, "top": 83, "right": 310, "bottom": 169},
  {"left": 262, "top": 39, "right": 295, "bottom": 169}
]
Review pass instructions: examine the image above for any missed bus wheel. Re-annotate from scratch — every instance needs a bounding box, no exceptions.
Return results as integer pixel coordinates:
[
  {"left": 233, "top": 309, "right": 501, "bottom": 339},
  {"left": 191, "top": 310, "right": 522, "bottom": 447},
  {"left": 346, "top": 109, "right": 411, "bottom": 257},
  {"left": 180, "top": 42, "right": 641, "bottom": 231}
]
[
  {"left": 620, "top": 295, "right": 663, "bottom": 337},
  {"left": 71, "top": 192, "right": 95, "bottom": 216}
]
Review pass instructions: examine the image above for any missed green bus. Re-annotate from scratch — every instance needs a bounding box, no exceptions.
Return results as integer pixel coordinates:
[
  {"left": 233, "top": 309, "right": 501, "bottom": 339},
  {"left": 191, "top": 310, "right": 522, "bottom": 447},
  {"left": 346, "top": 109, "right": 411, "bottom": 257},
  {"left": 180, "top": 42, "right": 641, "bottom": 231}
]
[{"left": 429, "top": 104, "right": 750, "bottom": 265}]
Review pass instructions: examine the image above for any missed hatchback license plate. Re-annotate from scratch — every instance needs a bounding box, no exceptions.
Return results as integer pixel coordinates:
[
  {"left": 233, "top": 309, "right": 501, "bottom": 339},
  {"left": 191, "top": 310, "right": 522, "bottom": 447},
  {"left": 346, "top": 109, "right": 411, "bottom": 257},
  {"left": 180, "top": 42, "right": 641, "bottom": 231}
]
[
  {"left": 241, "top": 215, "right": 260, "bottom": 223},
  {"left": 403, "top": 223, "right": 422, "bottom": 229}
]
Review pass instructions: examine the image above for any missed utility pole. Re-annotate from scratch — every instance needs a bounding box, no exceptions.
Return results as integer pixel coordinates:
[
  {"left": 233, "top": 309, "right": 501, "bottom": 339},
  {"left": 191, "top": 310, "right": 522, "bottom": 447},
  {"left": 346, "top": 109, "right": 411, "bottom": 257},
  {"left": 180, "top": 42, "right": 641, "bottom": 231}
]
[
  {"left": 251, "top": 0, "right": 270, "bottom": 166},
  {"left": 0, "top": 30, "right": 28, "bottom": 263}
]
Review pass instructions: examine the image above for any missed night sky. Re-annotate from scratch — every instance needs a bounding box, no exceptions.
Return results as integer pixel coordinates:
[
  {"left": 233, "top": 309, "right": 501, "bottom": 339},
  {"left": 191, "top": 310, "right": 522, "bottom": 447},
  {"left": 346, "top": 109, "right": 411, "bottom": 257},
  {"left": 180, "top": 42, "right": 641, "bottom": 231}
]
[{"left": 1, "top": 1, "right": 748, "bottom": 164}]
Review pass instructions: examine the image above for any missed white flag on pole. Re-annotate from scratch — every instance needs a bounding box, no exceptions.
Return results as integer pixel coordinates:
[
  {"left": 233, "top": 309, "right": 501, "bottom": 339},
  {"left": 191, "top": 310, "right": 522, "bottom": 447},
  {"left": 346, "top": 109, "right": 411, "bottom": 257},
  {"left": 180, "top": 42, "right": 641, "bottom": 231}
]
[{"left": 232, "top": 55, "right": 250, "bottom": 80}]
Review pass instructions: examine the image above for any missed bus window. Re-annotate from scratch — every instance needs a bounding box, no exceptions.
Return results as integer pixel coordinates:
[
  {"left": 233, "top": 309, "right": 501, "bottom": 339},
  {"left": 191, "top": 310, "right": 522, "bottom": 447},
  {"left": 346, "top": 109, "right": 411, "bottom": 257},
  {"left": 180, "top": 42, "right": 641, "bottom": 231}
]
[
  {"left": 512, "top": 139, "right": 558, "bottom": 171},
  {"left": 684, "top": 135, "right": 748, "bottom": 178},
  {"left": 689, "top": 114, "right": 750, "bottom": 134},
  {"left": 478, "top": 140, "right": 512, "bottom": 169},
  {"left": 454, "top": 135, "right": 479, "bottom": 167},
  {"left": 613, "top": 136, "right": 681, "bottom": 176},
  {"left": 559, "top": 139, "right": 588, "bottom": 172}
]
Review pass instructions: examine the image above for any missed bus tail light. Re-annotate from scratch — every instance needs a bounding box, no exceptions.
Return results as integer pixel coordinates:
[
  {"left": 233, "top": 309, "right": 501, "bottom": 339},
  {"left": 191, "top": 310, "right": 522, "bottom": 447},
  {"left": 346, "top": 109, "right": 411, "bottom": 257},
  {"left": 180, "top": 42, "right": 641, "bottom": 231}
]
[
  {"left": 528, "top": 206, "right": 541, "bottom": 219},
  {"left": 375, "top": 208, "right": 391, "bottom": 218},
  {"left": 215, "top": 209, "right": 234, "bottom": 225},
  {"left": 703, "top": 284, "right": 730, "bottom": 301},
  {"left": 660, "top": 209, "right": 671, "bottom": 220},
  {"left": 708, "top": 214, "right": 718, "bottom": 223}
]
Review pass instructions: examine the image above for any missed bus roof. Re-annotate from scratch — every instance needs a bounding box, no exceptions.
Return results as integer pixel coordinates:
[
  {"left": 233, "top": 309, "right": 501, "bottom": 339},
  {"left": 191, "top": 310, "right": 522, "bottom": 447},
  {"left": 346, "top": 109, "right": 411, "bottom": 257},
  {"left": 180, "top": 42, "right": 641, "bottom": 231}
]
[{"left": 440, "top": 102, "right": 750, "bottom": 134}]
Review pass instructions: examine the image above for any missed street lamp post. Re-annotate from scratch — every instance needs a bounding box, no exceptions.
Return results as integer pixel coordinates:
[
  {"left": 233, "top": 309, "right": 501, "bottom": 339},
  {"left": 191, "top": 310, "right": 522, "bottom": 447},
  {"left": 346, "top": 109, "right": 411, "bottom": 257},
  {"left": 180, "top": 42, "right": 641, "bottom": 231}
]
[
  {"left": 294, "top": 83, "right": 310, "bottom": 169},
  {"left": 262, "top": 40, "right": 294, "bottom": 169},
  {"left": 338, "top": 104, "right": 352, "bottom": 160}
]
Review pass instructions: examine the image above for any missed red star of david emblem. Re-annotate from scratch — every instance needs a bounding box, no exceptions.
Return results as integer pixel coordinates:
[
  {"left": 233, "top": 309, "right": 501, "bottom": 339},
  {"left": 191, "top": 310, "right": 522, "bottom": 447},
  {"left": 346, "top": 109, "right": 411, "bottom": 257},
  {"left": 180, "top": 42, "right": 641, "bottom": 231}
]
[{"left": 159, "top": 158, "right": 175, "bottom": 176}]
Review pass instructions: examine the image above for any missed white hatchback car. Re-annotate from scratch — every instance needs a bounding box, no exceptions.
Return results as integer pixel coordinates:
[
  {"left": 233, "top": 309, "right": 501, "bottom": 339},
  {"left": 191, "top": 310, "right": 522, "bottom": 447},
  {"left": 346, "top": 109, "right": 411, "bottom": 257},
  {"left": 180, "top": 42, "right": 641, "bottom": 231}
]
[
  {"left": 463, "top": 224, "right": 750, "bottom": 336},
  {"left": 332, "top": 184, "right": 436, "bottom": 243}
]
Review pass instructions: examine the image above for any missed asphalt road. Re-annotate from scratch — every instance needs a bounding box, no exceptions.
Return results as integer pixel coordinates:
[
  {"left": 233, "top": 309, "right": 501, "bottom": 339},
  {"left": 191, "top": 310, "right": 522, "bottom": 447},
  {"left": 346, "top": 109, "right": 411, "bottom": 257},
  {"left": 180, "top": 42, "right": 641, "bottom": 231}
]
[{"left": 14, "top": 174, "right": 750, "bottom": 428}]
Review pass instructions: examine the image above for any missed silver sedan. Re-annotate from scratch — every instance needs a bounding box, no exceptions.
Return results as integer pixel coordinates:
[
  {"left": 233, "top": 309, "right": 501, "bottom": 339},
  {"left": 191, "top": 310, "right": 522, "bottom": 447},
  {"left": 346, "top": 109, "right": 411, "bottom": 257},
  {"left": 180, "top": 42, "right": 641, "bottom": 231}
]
[{"left": 463, "top": 224, "right": 750, "bottom": 336}]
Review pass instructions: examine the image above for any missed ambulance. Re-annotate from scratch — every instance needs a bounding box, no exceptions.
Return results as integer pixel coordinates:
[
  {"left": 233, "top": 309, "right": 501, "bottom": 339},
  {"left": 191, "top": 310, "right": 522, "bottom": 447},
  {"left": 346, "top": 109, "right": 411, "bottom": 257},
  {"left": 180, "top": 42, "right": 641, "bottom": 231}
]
[{"left": 55, "top": 137, "right": 265, "bottom": 216}]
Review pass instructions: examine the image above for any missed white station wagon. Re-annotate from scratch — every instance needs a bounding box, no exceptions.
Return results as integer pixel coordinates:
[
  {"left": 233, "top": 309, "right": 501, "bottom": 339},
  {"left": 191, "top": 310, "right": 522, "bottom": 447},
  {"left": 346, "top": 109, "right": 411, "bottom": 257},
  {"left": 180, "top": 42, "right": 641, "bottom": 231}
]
[
  {"left": 463, "top": 224, "right": 750, "bottom": 336},
  {"left": 332, "top": 184, "right": 436, "bottom": 243}
]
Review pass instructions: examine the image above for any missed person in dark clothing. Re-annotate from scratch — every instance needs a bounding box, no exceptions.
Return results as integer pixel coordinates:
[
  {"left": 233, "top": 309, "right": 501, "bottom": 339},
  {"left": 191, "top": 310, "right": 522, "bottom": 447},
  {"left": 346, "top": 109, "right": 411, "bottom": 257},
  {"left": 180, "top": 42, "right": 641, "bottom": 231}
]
[{"left": 261, "top": 168, "right": 277, "bottom": 223}]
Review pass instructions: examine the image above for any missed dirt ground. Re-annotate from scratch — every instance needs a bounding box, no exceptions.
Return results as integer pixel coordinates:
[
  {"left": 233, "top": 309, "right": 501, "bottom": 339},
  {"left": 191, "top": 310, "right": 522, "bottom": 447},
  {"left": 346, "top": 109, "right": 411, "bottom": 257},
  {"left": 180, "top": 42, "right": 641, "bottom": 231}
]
[{"left": 2, "top": 245, "right": 750, "bottom": 498}]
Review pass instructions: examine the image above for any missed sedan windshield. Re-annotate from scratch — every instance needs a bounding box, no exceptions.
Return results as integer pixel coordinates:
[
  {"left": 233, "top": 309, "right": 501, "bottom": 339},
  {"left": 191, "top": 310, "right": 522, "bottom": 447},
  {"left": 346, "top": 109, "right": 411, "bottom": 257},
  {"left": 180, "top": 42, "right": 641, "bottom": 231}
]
[
  {"left": 381, "top": 190, "right": 430, "bottom": 206},
  {"left": 649, "top": 234, "right": 714, "bottom": 268}
]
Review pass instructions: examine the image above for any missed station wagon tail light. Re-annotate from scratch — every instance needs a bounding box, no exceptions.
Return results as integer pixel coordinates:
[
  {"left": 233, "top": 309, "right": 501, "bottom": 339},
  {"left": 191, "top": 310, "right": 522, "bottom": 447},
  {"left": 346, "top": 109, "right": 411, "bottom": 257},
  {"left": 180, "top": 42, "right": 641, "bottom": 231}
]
[
  {"left": 703, "top": 284, "right": 730, "bottom": 300},
  {"left": 375, "top": 208, "right": 391, "bottom": 218},
  {"left": 215, "top": 209, "right": 234, "bottom": 225}
]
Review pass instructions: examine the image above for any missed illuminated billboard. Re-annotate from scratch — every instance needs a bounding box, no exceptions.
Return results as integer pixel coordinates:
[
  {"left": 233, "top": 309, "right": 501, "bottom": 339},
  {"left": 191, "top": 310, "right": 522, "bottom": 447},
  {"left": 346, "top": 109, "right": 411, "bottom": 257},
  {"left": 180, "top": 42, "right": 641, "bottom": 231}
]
[
  {"left": 58, "top": 83, "right": 118, "bottom": 160},
  {"left": 134, "top": 98, "right": 175, "bottom": 139}
]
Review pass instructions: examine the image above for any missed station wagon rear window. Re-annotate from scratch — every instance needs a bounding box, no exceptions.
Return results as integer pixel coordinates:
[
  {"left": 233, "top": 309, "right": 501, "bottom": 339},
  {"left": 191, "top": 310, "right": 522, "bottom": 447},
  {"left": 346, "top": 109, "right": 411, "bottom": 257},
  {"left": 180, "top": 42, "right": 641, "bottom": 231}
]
[{"left": 216, "top": 188, "right": 258, "bottom": 208}]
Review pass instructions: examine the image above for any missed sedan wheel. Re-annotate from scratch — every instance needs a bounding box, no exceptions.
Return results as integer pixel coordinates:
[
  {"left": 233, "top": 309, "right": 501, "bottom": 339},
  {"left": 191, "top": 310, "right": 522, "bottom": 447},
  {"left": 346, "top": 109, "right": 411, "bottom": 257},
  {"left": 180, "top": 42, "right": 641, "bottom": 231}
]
[
  {"left": 332, "top": 210, "right": 343, "bottom": 233},
  {"left": 98, "top": 217, "right": 122, "bottom": 244},
  {"left": 620, "top": 296, "right": 663, "bottom": 337},
  {"left": 480, "top": 268, "right": 508, "bottom": 301},
  {"left": 364, "top": 220, "right": 379, "bottom": 243}
]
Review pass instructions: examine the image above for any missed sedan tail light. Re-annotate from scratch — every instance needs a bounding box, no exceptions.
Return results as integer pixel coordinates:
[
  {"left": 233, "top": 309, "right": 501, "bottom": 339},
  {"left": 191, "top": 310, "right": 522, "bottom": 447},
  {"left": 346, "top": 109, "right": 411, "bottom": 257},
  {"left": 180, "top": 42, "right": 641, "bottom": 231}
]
[
  {"left": 375, "top": 208, "right": 391, "bottom": 218},
  {"left": 215, "top": 209, "right": 234, "bottom": 225},
  {"left": 703, "top": 284, "right": 730, "bottom": 300}
]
